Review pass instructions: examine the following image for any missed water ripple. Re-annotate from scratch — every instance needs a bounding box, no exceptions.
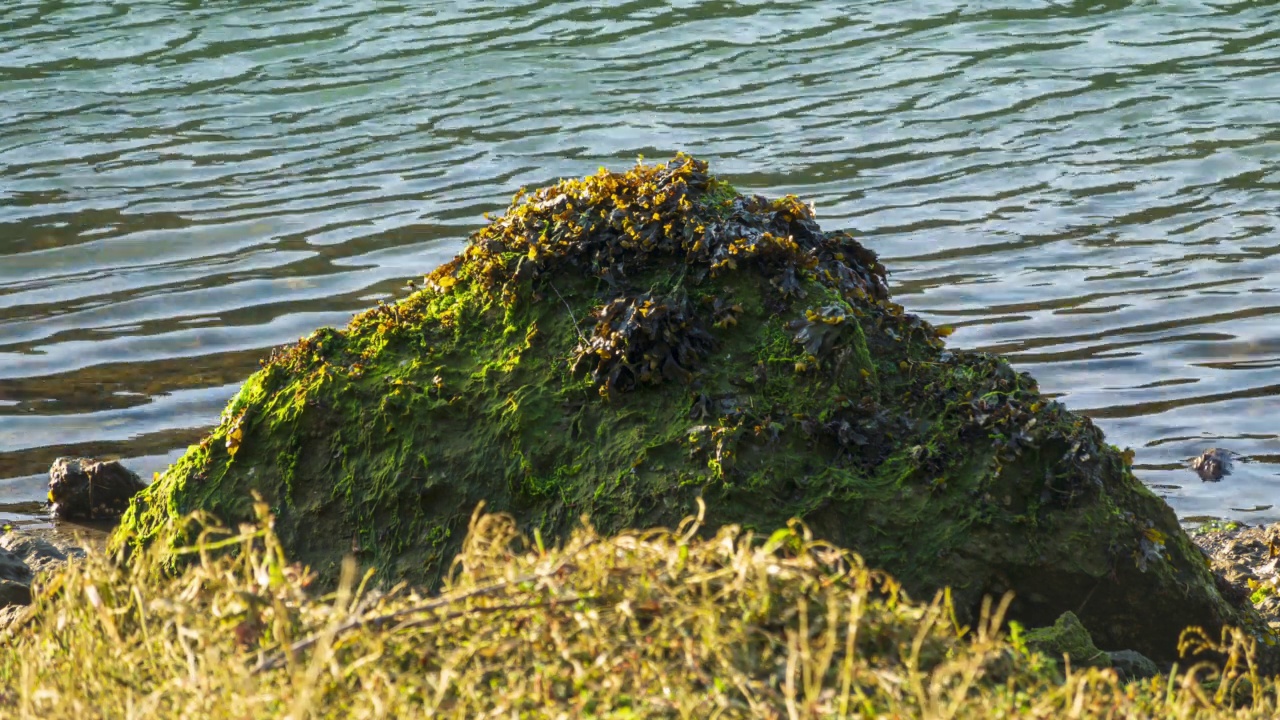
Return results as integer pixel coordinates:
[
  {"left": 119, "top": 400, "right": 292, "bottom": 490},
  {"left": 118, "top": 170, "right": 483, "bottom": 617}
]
[{"left": 2, "top": 0, "right": 1279, "bottom": 521}]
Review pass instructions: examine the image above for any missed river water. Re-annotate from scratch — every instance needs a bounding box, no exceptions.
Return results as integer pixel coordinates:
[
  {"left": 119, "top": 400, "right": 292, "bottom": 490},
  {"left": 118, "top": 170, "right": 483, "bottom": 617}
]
[{"left": 2, "top": 0, "right": 1279, "bottom": 528}]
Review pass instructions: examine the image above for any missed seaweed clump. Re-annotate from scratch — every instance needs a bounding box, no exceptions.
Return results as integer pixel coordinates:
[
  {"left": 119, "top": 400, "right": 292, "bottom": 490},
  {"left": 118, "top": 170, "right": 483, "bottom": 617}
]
[
  {"left": 569, "top": 292, "right": 715, "bottom": 392},
  {"left": 115, "top": 155, "right": 1262, "bottom": 663}
]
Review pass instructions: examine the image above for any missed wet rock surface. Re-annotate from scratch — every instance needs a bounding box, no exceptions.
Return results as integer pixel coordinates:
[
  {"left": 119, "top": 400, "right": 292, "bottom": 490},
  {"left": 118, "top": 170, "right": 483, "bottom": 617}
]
[
  {"left": 115, "top": 155, "right": 1264, "bottom": 665},
  {"left": 0, "top": 528, "right": 85, "bottom": 612},
  {"left": 2, "top": 531, "right": 81, "bottom": 575},
  {"left": 1192, "top": 521, "right": 1280, "bottom": 627},
  {"left": 48, "top": 456, "right": 147, "bottom": 520},
  {"left": 1190, "top": 447, "right": 1236, "bottom": 482},
  {"left": 0, "top": 548, "right": 32, "bottom": 607}
]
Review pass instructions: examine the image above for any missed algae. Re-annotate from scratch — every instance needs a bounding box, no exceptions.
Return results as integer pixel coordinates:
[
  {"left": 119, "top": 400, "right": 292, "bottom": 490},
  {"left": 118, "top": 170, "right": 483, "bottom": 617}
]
[{"left": 115, "top": 154, "right": 1260, "bottom": 663}]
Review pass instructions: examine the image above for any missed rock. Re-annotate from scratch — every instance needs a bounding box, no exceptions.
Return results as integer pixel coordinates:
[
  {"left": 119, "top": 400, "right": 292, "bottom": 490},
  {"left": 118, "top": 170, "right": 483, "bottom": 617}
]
[
  {"left": 0, "top": 580, "right": 30, "bottom": 607},
  {"left": 1025, "top": 611, "right": 1111, "bottom": 669},
  {"left": 1193, "top": 521, "right": 1280, "bottom": 628},
  {"left": 1108, "top": 650, "right": 1159, "bottom": 681},
  {"left": 0, "top": 541, "right": 41, "bottom": 610},
  {"left": 0, "top": 531, "right": 83, "bottom": 575},
  {"left": 1190, "top": 447, "right": 1235, "bottom": 482},
  {"left": 48, "top": 457, "right": 147, "bottom": 520},
  {"left": 113, "top": 154, "right": 1261, "bottom": 664},
  {"left": 0, "top": 547, "right": 32, "bottom": 586},
  {"left": 0, "top": 529, "right": 86, "bottom": 610}
]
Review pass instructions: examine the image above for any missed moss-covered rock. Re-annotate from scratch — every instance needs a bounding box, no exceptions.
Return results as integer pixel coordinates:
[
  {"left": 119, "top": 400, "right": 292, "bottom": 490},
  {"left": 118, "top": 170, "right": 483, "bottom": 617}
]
[
  {"left": 1025, "top": 611, "right": 1110, "bottom": 669},
  {"left": 115, "top": 154, "right": 1257, "bottom": 663}
]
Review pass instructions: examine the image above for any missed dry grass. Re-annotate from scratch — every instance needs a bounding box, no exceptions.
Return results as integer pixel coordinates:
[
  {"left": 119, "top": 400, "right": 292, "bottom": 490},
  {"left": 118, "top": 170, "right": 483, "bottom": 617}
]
[{"left": 0, "top": 498, "right": 1277, "bottom": 719}]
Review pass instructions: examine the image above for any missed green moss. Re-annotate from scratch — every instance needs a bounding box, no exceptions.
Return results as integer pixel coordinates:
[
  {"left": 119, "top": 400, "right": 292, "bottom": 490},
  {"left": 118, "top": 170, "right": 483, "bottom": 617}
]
[
  {"left": 114, "top": 154, "right": 1261, "bottom": 664},
  {"left": 1024, "top": 612, "right": 1111, "bottom": 669}
]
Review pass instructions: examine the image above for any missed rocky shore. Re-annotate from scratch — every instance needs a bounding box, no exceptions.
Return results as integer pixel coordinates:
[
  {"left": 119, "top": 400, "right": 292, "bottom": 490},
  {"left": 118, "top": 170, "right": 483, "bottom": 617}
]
[
  {"left": 3, "top": 158, "right": 1277, "bottom": 717},
  {"left": 0, "top": 527, "right": 84, "bottom": 625},
  {"left": 1193, "top": 521, "right": 1280, "bottom": 629}
]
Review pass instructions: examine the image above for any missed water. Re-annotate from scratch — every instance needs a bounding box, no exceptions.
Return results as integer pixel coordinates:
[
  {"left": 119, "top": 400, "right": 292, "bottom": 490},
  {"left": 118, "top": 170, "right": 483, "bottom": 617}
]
[{"left": 2, "top": 0, "right": 1279, "bottom": 527}]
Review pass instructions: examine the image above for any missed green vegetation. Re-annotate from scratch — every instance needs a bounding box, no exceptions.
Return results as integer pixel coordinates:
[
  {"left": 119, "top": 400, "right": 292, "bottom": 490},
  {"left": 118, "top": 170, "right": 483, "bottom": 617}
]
[
  {"left": 1022, "top": 611, "right": 1111, "bottom": 669},
  {"left": 2, "top": 504, "right": 1278, "bottom": 719},
  {"left": 113, "top": 154, "right": 1258, "bottom": 663},
  {"left": 1191, "top": 519, "right": 1244, "bottom": 536}
]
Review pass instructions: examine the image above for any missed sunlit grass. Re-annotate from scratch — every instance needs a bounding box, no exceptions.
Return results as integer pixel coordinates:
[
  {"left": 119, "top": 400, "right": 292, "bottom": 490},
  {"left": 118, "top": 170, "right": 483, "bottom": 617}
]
[{"left": 0, "top": 498, "right": 1276, "bottom": 719}]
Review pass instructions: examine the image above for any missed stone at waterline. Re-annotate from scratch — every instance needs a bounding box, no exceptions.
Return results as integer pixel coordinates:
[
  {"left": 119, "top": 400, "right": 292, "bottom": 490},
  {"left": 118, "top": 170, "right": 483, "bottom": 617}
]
[
  {"left": 2, "top": 531, "right": 82, "bottom": 576},
  {"left": 114, "top": 154, "right": 1263, "bottom": 664},
  {"left": 1191, "top": 447, "right": 1236, "bottom": 482},
  {"left": 0, "top": 582, "right": 31, "bottom": 609},
  {"left": 0, "top": 529, "right": 85, "bottom": 611},
  {"left": 48, "top": 456, "right": 147, "bottom": 520},
  {"left": 0, "top": 546, "right": 32, "bottom": 607}
]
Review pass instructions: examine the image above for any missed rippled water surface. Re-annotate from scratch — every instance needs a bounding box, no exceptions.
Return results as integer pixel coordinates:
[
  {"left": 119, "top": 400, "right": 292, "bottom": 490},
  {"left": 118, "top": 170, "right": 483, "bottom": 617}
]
[{"left": 3, "top": 0, "right": 1279, "bottom": 525}]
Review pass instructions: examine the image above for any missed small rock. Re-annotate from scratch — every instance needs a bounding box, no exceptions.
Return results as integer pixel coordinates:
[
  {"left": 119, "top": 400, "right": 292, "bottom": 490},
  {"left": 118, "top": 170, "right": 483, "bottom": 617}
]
[
  {"left": 0, "top": 546, "right": 34, "bottom": 609},
  {"left": 0, "top": 529, "right": 87, "bottom": 611},
  {"left": 0, "top": 580, "right": 30, "bottom": 607},
  {"left": 1190, "top": 448, "right": 1235, "bottom": 482},
  {"left": 1258, "top": 596, "right": 1280, "bottom": 622},
  {"left": 1224, "top": 536, "right": 1265, "bottom": 559},
  {"left": 0, "top": 532, "right": 82, "bottom": 575},
  {"left": 1214, "top": 560, "right": 1259, "bottom": 588},
  {"left": 0, "top": 548, "right": 32, "bottom": 585},
  {"left": 1108, "top": 649, "right": 1159, "bottom": 681},
  {"left": 48, "top": 456, "right": 147, "bottom": 520},
  {"left": 1024, "top": 611, "right": 1111, "bottom": 669}
]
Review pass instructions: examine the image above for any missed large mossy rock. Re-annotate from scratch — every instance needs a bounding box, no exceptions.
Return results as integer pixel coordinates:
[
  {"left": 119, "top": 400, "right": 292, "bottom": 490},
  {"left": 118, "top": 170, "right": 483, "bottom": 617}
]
[{"left": 116, "top": 155, "right": 1253, "bottom": 662}]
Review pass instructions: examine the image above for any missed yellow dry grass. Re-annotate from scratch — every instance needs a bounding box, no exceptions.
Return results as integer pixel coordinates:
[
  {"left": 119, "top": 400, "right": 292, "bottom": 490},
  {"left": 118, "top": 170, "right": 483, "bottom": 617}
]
[{"left": 0, "top": 498, "right": 1276, "bottom": 719}]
